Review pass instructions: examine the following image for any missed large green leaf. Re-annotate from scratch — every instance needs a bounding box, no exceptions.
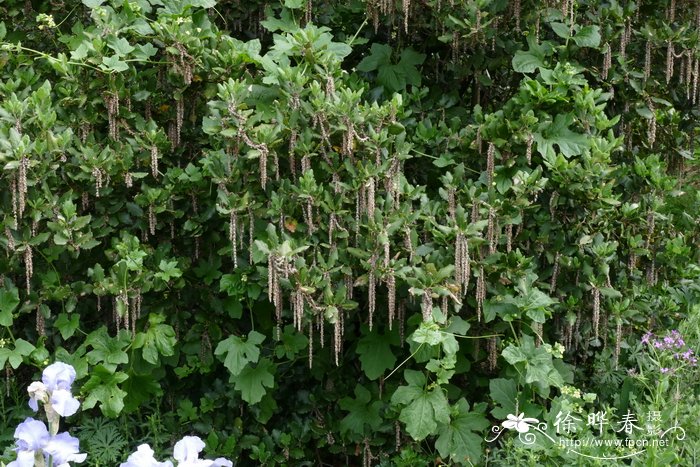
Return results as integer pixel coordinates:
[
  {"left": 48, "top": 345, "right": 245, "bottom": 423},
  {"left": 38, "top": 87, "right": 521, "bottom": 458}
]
[
  {"left": 533, "top": 113, "right": 589, "bottom": 158},
  {"left": 435, "top": 399, "right": 490, "bottom": 464},
  {"left": 81, "top": 365, "right": 129, "bottom": 418},
  {"left": 139, "top": 314, "right": 177, "bottom": 365},
  {"left": 234, "top": 358, "right": 275, "bottom": 404},
  {"left": 573, "top": 25, "right": 601, "bottom": 48},
  {"left": 215, "top": 330, "right": 266, "bottom": 376},
  {"left": 512, "top": 37, "right": 548, "bottom": 73},
  {"left": 489, "top": 378, "right": 517, "bottom": 419},
  {"left": 0, "top": 339, "right": 35, "bottom": 369},
  {"left": 85, "top": 328, "right": 130, "bottom": 371},
  {"left": 356, "top": 331, "right": 396, "bottom": 380},
  {"left": 0, "top": 281, "right": 19, "bottom": 327},
  {"left": 339, "top": 385, "right": 383, "bottom": 435}
]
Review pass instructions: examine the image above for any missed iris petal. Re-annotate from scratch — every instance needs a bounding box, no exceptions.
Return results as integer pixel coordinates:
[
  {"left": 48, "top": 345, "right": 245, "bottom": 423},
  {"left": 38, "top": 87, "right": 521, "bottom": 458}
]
[
  {"left": 14, "top": 418, "right": 49, "bottom": 452},
  {"left": 51, "top": 389, "right": 80, "bottom": 417},
  {"left": 7, "top": 449, "right": 35, "bottom": 467},
  {"left": 120, "top": 444, "right": 173, "bottom": 467},
  {"left": 42, "top": 362, "right": 76, "bottom": 391},
  {"left": 173, "top": 436, "right": 206, "bottom": 463},
  {"left": 44, "top": 432, "right": 86, "bottom": 466}
]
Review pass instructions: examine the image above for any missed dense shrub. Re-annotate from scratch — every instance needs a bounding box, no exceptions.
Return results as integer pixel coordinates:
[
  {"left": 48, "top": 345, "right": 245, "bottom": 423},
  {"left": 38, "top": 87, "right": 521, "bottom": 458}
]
[{"left": 1, "top": 0, "right": 699, "bottom": 465}]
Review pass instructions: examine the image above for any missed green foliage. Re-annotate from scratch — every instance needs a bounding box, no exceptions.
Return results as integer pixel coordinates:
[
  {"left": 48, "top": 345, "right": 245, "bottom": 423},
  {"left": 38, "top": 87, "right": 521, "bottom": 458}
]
[{"left": 0, "top": 0, "right": 699, "bottom": 464}]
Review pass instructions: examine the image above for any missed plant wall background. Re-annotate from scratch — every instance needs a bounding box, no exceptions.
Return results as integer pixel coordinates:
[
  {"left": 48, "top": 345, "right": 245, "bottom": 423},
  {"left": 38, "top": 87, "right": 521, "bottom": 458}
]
[{"left": 0, "top": 0, "right": 699, "bottom": 465}]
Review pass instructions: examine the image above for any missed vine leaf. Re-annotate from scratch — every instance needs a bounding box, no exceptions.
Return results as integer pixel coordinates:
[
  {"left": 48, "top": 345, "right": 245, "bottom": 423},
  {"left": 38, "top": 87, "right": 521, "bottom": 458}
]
[
  {"left": 356, "top": 331, "right": 396, "bottom": 380},
  {"left": 339, "top": 385, "right": 383, "bottom": 435},
  {"left": 391, "top": 370, "right": 450, "bottom": 441},
  {"left": 234, "top": 358, "right": 275, "bottom": 404},
  {"left": 0, "top": 339, "right": 35, "bottom": 369},
  {"left": 573, "top": 26, "right": 601, "bottom": 48},
  {"left": 512, "top": 37, "right": 549, "bottom": 73},
  {"left": 215, "top": 330, "right": 266, "bottom": 376},
  {"left": 534, "top": 113, "right": 589, "bottom": 158},
  {"left": 435, "top": 399, "right": 489, "bottom": 464},
  {"left": 0, "top": 280, "right": 20, "bottom": 327},
  {"left": 81, "top": 365, "right": 129, "bottom": 418},
  {"left": 85, "top": 328, "right": 130, "bottom": 372},
  {"left": 489, "top": 378, "right": 517, "bottom": 419},
  {"left": 138, "top": 314, "right": 176, "bottom": 365}
]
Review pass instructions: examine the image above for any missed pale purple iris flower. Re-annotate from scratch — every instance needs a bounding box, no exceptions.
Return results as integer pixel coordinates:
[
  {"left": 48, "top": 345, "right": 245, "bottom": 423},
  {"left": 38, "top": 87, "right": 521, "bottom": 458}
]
[
  {"left": 28, "top": 362, "right": 80, "bottom": 417},
  {"left": 9, "top": 418, "right": 86, "bottom": 467},
  {"left": 119, "top": 444, "right": 173, "bottom": 467},
  {"left": 122, "top": 437, "right": 232, "bottom": 467},
  {"left": 42, "top": 362, "right": 77, "bottom": 391},
  {"left": 173, "top": 436, "right": 233, "bottom": 467}
]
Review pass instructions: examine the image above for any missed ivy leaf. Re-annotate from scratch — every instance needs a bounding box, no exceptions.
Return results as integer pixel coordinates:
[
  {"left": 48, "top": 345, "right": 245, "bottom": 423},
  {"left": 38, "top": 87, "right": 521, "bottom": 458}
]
[
  {"left": 339, "top": 385, "right": 383, "bottom": 435},
  {"left": 81, "top": 365, "right": 128, "bottom": 418},
  {"left": 234, "top": 358, "right": 275, "bottom": 404},
  {"left": 215, "top": 330, "right": 265, "bottom": 376},
  {"left": 435, "top": 399, "right": 489, "bottom": 464},
  {"left": 54, "top": 313, "right": 80, "bottom": 339},
  {"left": 155, "top": 259, "right": 182, "bottom": 281},
  {"left": 101, "top": 55, "right": 129, "bottom": 72},
  {"left": 140, "top": 314, "right": 176, "bottom": 365},
  {"left": 0, "top": 281, "right": 20, "bottom": 327},
  {"left": 283, "top": 0, "right": 304, "bottom": 8},
  {"left": 356, "top": 43, "right": 392, "bottom": 72},
  {"left": 534, "top": 113, "right": 589, "bottom": 158},
  {"left": 107, "top": 37, "right": 135, "bottom": 56},
  {"left": 512, "top": 37, "right": 548, "bottom": 73},
  {"left": 85, "top": 327, "right": 130, "bottom": 371},
  {"left": 0, "top": 339, "right": 36, "bottom": 369},
  {"left": 489, "top": 378, "right": 517, "bottom": 419},
  {"left": 573, "top": 25, "right": 601, "bottom": 48},
  {"left": 356, "top": 331, "right": 396, "bottom": 380},
  {"left": 399, "top": 388, "right": 449, "bottom": 441}
]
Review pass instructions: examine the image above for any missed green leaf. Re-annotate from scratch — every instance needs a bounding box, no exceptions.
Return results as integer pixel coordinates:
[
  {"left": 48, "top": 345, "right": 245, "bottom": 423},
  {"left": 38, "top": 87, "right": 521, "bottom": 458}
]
[
  {"left": 133, "top": 43, "right": 158, "bottom": 60},
  {"left": 81, "top": 365, "right": 128, "bottom": 418},
  {"left": 357, "top": 43, "right": 392, "bottom": 72},
  {"left": 283, "top": 0, "right": 304, "bottom": 8},
  {"left": 0, "top": 281, "right": 20, "bottom": 327},
  {"left": 339, "top": 385, "right": 383, "bottom": 435},
  {"left": 140, "top": 314, "right": 176, "bottom": 365},
  {"left": 512, "top": 50, "right": 544, "bottom": 73},
  {"left": 435, "top": 399, "right": 489, "bottom": 464},
  {"left": 573, "top": 25, "right": 601, "bottom": 48},
  {"left": 274, "top": 325, "right": 308, "bottom": 359},
  {"left": 234, "top": 358, "right": 275, "bottom": 404},
  {"left": 82, "top": 0, "right": 105, "bottom": 6},
  {"left": 108, "top": 37, "right": 135, "bottom": 56},
  {"left": 489, "top": 378, "right": 517, "bottom": 419},
  {"left": 86, "top": 327, "right": 130, "bottom": 371},
  {"left": 356, "top": 331, "right": 396, "bottom": 380},
  {"left": 0, "top": 339, "right": 36, "bottom": 369},
  {"left": 550, "top": 22, "right": 570, "bottom": 39},
  {"left": 101, "top": 55, "right": 129, "bottom": 72},
  {"left": 399, "top": 388, "right": 449, "bottom": 441},
  {"left": 55, "top": 313, "right": 80, "bottom": 339},
  {"left": 534, "top": 113, "right": 589, "bottom": 158},
  {"left": 215, "top": 330, "right": 265, "bottom": 376},
  {"left": 155, "top": 259, "right": 182, "bottom": 281}
]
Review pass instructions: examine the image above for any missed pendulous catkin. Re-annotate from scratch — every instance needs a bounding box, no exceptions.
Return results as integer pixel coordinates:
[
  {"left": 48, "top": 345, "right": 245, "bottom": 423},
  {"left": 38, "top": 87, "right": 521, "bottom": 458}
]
[
  {"left": 421, "top": 289, "right": 433, "bottom": 322},
  {"left": 592, "top": 287, "right": 600, "bottom": 339}
]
